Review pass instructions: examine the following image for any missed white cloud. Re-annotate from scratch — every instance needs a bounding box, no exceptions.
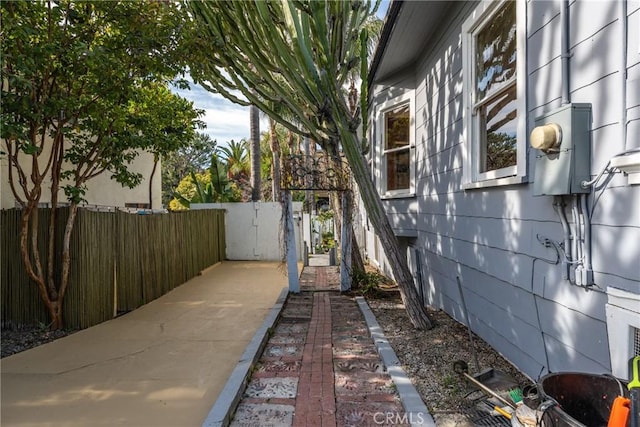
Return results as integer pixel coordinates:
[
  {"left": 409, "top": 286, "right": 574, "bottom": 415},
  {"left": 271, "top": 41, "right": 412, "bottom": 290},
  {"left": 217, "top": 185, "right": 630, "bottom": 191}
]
[
  {"left": 172, "top": 77, "right": 268, "bottom": 147},
  {"left": 201, "top": 106, "right": 251, "bottom": 143}
]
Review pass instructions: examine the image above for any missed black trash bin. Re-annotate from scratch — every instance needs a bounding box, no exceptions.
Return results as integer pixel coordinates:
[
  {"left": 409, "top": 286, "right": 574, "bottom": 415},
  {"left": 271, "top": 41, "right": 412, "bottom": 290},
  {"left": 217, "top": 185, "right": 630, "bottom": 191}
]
[{"left": 538, "top": 372, "right": 626, "bottom": 427}]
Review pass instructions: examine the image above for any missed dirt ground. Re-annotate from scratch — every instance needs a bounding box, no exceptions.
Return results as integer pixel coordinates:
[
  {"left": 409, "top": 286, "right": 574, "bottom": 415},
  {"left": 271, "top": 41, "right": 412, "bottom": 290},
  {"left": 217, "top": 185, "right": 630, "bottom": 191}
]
[{"left": 366, "top": 290, "right": 533, "bottom": 426}]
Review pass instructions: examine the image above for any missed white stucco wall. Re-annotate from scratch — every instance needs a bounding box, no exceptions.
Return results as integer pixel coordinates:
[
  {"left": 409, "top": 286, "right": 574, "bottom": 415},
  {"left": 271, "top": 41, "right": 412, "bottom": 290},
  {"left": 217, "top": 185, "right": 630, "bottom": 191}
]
[{"left": 1, "top": 141, "right": 161, "bottom": 209}]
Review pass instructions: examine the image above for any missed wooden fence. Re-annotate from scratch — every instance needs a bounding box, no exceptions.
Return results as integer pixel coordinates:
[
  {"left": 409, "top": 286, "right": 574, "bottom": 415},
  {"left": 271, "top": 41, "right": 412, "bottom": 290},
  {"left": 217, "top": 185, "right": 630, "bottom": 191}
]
[{"left": 1, "top": 208, "right": 225, "bottom": 329}]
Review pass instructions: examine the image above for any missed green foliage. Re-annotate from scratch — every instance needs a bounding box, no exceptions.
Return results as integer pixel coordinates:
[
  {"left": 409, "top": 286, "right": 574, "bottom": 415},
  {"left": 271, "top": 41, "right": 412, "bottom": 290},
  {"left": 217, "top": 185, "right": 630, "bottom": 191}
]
[
  {"left": 317, "top": 209, "right": 334, "bottom": 224},
  {"left": 292, "top": 191, "right": 306, "bottom": 202},
  {"left": 485, "top": 131, "right": 517, "bottom": 171},
  {"left": 1, "top": 0, "right": 201, "bottom": 329},
  {"left": 187, "top": 0, "right": 378, "bottom": 144},
  {"left": 170, "top": 153, "right": 241, "bottom": 210},
  {"left": 313, "top": 209, "right": 335, "bottom": 253},
  {"left": 2, "top": 1, "right": 202, "bottom": 198},
  {"left": 352, "top": 269, "right": 386, "bottom": 296},
  {"left": 218, "top": 139, "right": 250, "bottom": 179},
  {"left": 162, "top": 133, "right": 218, "bottom": 206},
  {"left": 320, "top": 232, "right": 335, "bottom": 253}
]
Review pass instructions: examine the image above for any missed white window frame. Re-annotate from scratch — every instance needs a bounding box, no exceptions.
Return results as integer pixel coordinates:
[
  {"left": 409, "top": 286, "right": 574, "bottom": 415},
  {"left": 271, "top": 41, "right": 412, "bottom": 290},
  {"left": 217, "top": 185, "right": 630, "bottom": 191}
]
[
  {"left": 376, "top": 91, "right": 416, "bottom": 198},
  {"left": 462, "top": 0, "right": 528, "bottom": 189},
  {"left": 605, "top": 287, "right": 640, "bottom": 379}
]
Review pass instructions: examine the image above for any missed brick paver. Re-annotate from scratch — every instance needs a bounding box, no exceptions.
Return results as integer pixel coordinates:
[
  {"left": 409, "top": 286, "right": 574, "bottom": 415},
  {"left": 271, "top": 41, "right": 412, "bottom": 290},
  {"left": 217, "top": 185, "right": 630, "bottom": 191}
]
[
  {"left": 293, "top": 292, "right": 336, "bottom": 427},
  {"left": 230, "top": 266, "right": 407, "bottom": 427}
]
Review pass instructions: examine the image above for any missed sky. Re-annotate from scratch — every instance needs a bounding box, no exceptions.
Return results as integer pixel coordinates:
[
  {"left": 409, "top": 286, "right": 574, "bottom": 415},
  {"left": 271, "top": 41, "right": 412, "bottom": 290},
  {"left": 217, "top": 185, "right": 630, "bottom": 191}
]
[{"left": 173, "top": 1, "right": 390, "bottom": 147}]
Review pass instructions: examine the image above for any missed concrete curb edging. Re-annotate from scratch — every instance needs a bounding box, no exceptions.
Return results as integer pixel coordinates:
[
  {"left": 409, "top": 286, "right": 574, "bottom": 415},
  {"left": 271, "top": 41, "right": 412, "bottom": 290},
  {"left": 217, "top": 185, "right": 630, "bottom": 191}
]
[
  {"left": 356, "top": 297, "right": 436, "bottom": 427},
  {"left": 201, "top": 287, "right": 289, "bottom": 427}
]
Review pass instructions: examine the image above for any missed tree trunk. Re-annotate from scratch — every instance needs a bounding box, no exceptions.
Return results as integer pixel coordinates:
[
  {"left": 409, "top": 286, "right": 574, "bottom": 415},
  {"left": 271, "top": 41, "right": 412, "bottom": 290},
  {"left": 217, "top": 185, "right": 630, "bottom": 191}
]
[
  {"left": 48, "top": 133, "right": 64, "bottom": 293},
  {"left": 303, "top": 137, "right": 312, "bottom": 213},
  {"left": 19, "top": 205, "right": 61, "bottom": 329},
  {"left": 340, "top": 191, "right": 352, "bottom": 292},
  {"left": 339, "top": 129, "right": 433, "bottom": 330},
  {"left": 269, "top": 119, "right": 281, "bottom": 202},
  {"left": 330, "top": 190, "right": 365, "bottom": 273},
  {"left": 325, "top": 149, "right": 365, "bottom": 274},
  {"left": 54, "top": 202, "right": 79, "bottom": 330},
  {"left": 250, "top": 104, "right": 261, "bottom": 202},
  {"left": 149, "top": 156, "right": 159, "bottom": 209}
]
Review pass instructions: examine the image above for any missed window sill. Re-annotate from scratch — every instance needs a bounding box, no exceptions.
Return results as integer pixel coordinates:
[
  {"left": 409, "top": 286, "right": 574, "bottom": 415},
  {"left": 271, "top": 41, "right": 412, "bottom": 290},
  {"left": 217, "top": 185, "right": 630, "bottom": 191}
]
[
  {"left": 393, "top": 228, "right": 418, "bottom": 238},
  {"left": 381, "top": 192, "right": 416, "bottom": 200},
  {"left": 462, "top": 175, "right": 528, "bottom": 190}
]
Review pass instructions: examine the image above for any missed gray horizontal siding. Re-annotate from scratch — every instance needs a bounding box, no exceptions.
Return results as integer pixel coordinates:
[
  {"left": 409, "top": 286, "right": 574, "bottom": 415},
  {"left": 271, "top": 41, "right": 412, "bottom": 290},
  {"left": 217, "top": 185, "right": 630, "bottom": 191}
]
[
  {"left": 569, "top": 0, "right": 619, "bottom": 50},
  {"left": 591, "top": 224, "right": 640, "bottom": 284},
  {"left": 416, "top": 188, "right": 560, "bottom": 222},
  {"left": 421, "top": 250, "right": 548, "bottom": 378},
  {"left": 591, "top": 124, "right": 625, "bottom": 170},
  {"left": 543, "top": 334, "right": 611, "bottom": 373},
  {"left": 369, "top": 0, "right": 638, "bottom": 379},
  {"left": 536, "top": 297, "right": 611, "bottom": 372}
]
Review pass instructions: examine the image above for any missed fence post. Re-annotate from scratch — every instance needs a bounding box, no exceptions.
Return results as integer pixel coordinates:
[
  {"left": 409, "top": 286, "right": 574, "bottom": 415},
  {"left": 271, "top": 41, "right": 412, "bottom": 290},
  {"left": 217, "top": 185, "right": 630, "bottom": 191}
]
[
  {"left": 283, "top": 191, "right": 299, "bottom": 293},
  {"left": 340, "top": 191, "right": 352, "bottom": 292}
]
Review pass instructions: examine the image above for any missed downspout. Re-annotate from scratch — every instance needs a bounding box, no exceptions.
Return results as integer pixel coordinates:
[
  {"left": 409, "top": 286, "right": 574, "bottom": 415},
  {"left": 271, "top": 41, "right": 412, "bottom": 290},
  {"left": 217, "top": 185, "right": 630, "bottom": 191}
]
[
  {"left": 559, "top": 1, "right": 574, "bottom": 281},
  {"left": 560, "top": 0, "right": 571, "bottom": 105}
]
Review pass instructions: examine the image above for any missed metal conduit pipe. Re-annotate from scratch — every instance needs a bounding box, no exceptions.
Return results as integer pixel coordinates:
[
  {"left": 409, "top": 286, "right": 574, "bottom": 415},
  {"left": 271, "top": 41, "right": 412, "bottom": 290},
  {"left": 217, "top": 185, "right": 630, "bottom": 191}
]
[
  {"left": 581, "top": 194, "right": 593, "bottom": 283},
  {"left": 572, "top": 196, "right": 583, "bottom": 269},
  {"left": 582, "top": 149, "right": 640, "bottom": 189},
  {"left": 560, "top": 0, "right": 571, "bottom": 105},
  {"left": 620, "top": 0, "right": 628, "bottom": 151},
  {"left": 553, "top": 196, "right": 572, "bottom": 280}
]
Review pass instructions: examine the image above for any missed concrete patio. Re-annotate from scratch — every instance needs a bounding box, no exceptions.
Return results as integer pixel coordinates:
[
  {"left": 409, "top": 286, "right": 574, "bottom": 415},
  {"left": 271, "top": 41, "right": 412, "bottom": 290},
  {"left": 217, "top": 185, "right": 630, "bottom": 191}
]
[
  {"left": 1, "top": 259, "right": 434, "bottom": 427},
  {"left": 1, "top": 261, "right": 289, "bottom": 427}
]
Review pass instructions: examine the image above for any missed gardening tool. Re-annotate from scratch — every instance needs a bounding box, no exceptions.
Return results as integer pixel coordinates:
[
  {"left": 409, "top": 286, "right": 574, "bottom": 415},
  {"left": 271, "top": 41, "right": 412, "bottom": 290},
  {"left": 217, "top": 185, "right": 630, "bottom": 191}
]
[
  {"left": 493, "top": 405, "right": 512, "bottom": 420},
  {"left": 453, "top": 360, "right": 516, "bottom": 410},
  {"left": 607, "top": 396, "right": 630, "bottom": 427},
  {"left": 456, "top": 276, "right": 480, "bottom": 372},
  {"left": 629, "top": 355, "right": 640, "bottom": 427}
]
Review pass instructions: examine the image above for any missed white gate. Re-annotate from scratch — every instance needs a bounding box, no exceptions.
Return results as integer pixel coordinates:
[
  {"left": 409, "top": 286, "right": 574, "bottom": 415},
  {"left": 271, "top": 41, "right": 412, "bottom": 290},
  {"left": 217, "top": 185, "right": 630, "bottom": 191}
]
[{"left": 192, "top": 202, "right": 303, "bottom": 261}]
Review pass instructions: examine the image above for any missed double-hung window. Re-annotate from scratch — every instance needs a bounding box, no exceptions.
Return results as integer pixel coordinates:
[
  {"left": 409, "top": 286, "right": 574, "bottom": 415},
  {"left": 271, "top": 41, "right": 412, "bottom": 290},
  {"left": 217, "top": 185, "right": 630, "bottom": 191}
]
[
  {"left": 462, "top": 0, "right": 527, "bottom": 188},
  {"left": 377, "top": 92, "right": 415, "bottom": 197}
]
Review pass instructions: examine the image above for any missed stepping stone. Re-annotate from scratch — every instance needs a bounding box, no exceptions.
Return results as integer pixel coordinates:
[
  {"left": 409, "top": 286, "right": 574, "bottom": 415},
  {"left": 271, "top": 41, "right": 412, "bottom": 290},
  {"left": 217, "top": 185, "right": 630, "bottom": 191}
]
[
  {"left": 265, "top": 344, "right": 303, "bottom": 358},
  {"left": 244, "top": 377, "right": 298, "bottom": 399},
  {"left": 230, "top": 403, "right": 294, "bottom": 427}
]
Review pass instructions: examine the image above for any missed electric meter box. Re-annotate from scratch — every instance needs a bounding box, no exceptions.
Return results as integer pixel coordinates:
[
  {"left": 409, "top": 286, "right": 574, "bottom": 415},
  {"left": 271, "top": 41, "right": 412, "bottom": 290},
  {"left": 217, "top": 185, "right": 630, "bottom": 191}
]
[{"left": 532, "top": 103, "right": 592, "bottom": 196}]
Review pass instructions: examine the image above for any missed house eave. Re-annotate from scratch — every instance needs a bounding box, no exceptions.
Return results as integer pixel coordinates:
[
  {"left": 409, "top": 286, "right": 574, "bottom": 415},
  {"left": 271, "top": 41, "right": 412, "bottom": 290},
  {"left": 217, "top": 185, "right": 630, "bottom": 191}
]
[
  {"left": 368, "top": 0, "right": 404, "bottom": 89},
  {"left": 368, "top": 1, "right": 452, "bottom": 89}
]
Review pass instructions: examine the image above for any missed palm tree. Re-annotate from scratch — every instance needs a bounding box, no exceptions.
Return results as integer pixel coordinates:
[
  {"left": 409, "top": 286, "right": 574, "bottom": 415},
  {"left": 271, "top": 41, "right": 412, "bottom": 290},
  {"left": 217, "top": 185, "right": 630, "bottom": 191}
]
[
  {"left": 250, "top": 105, "right": 261, "bottom": 201},
  {"left": 347, "top": 14, "right": 383, "bottom": 116},
  {"left": 218, "top": 139, "right": 249, "bottom": 180},
  {"left": 170, "top": 151, "right": 240, "bottom": 209}
]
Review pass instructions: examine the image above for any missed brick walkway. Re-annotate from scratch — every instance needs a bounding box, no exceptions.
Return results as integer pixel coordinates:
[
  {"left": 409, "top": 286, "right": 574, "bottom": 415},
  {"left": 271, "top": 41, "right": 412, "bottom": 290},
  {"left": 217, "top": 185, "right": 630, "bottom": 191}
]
[
  {"left": 229, "top": 266, "right": 407, "bottom": 427},
  {"left": 293, "top": 293, "right": 336, "bottom": 427}
]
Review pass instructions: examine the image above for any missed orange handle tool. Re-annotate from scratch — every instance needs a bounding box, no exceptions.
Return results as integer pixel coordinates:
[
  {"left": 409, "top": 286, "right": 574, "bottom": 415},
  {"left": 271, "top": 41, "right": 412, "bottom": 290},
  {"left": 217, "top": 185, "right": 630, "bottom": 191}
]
[{"left": 607, "top": 396, "right": 630, "bottom": 427}]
